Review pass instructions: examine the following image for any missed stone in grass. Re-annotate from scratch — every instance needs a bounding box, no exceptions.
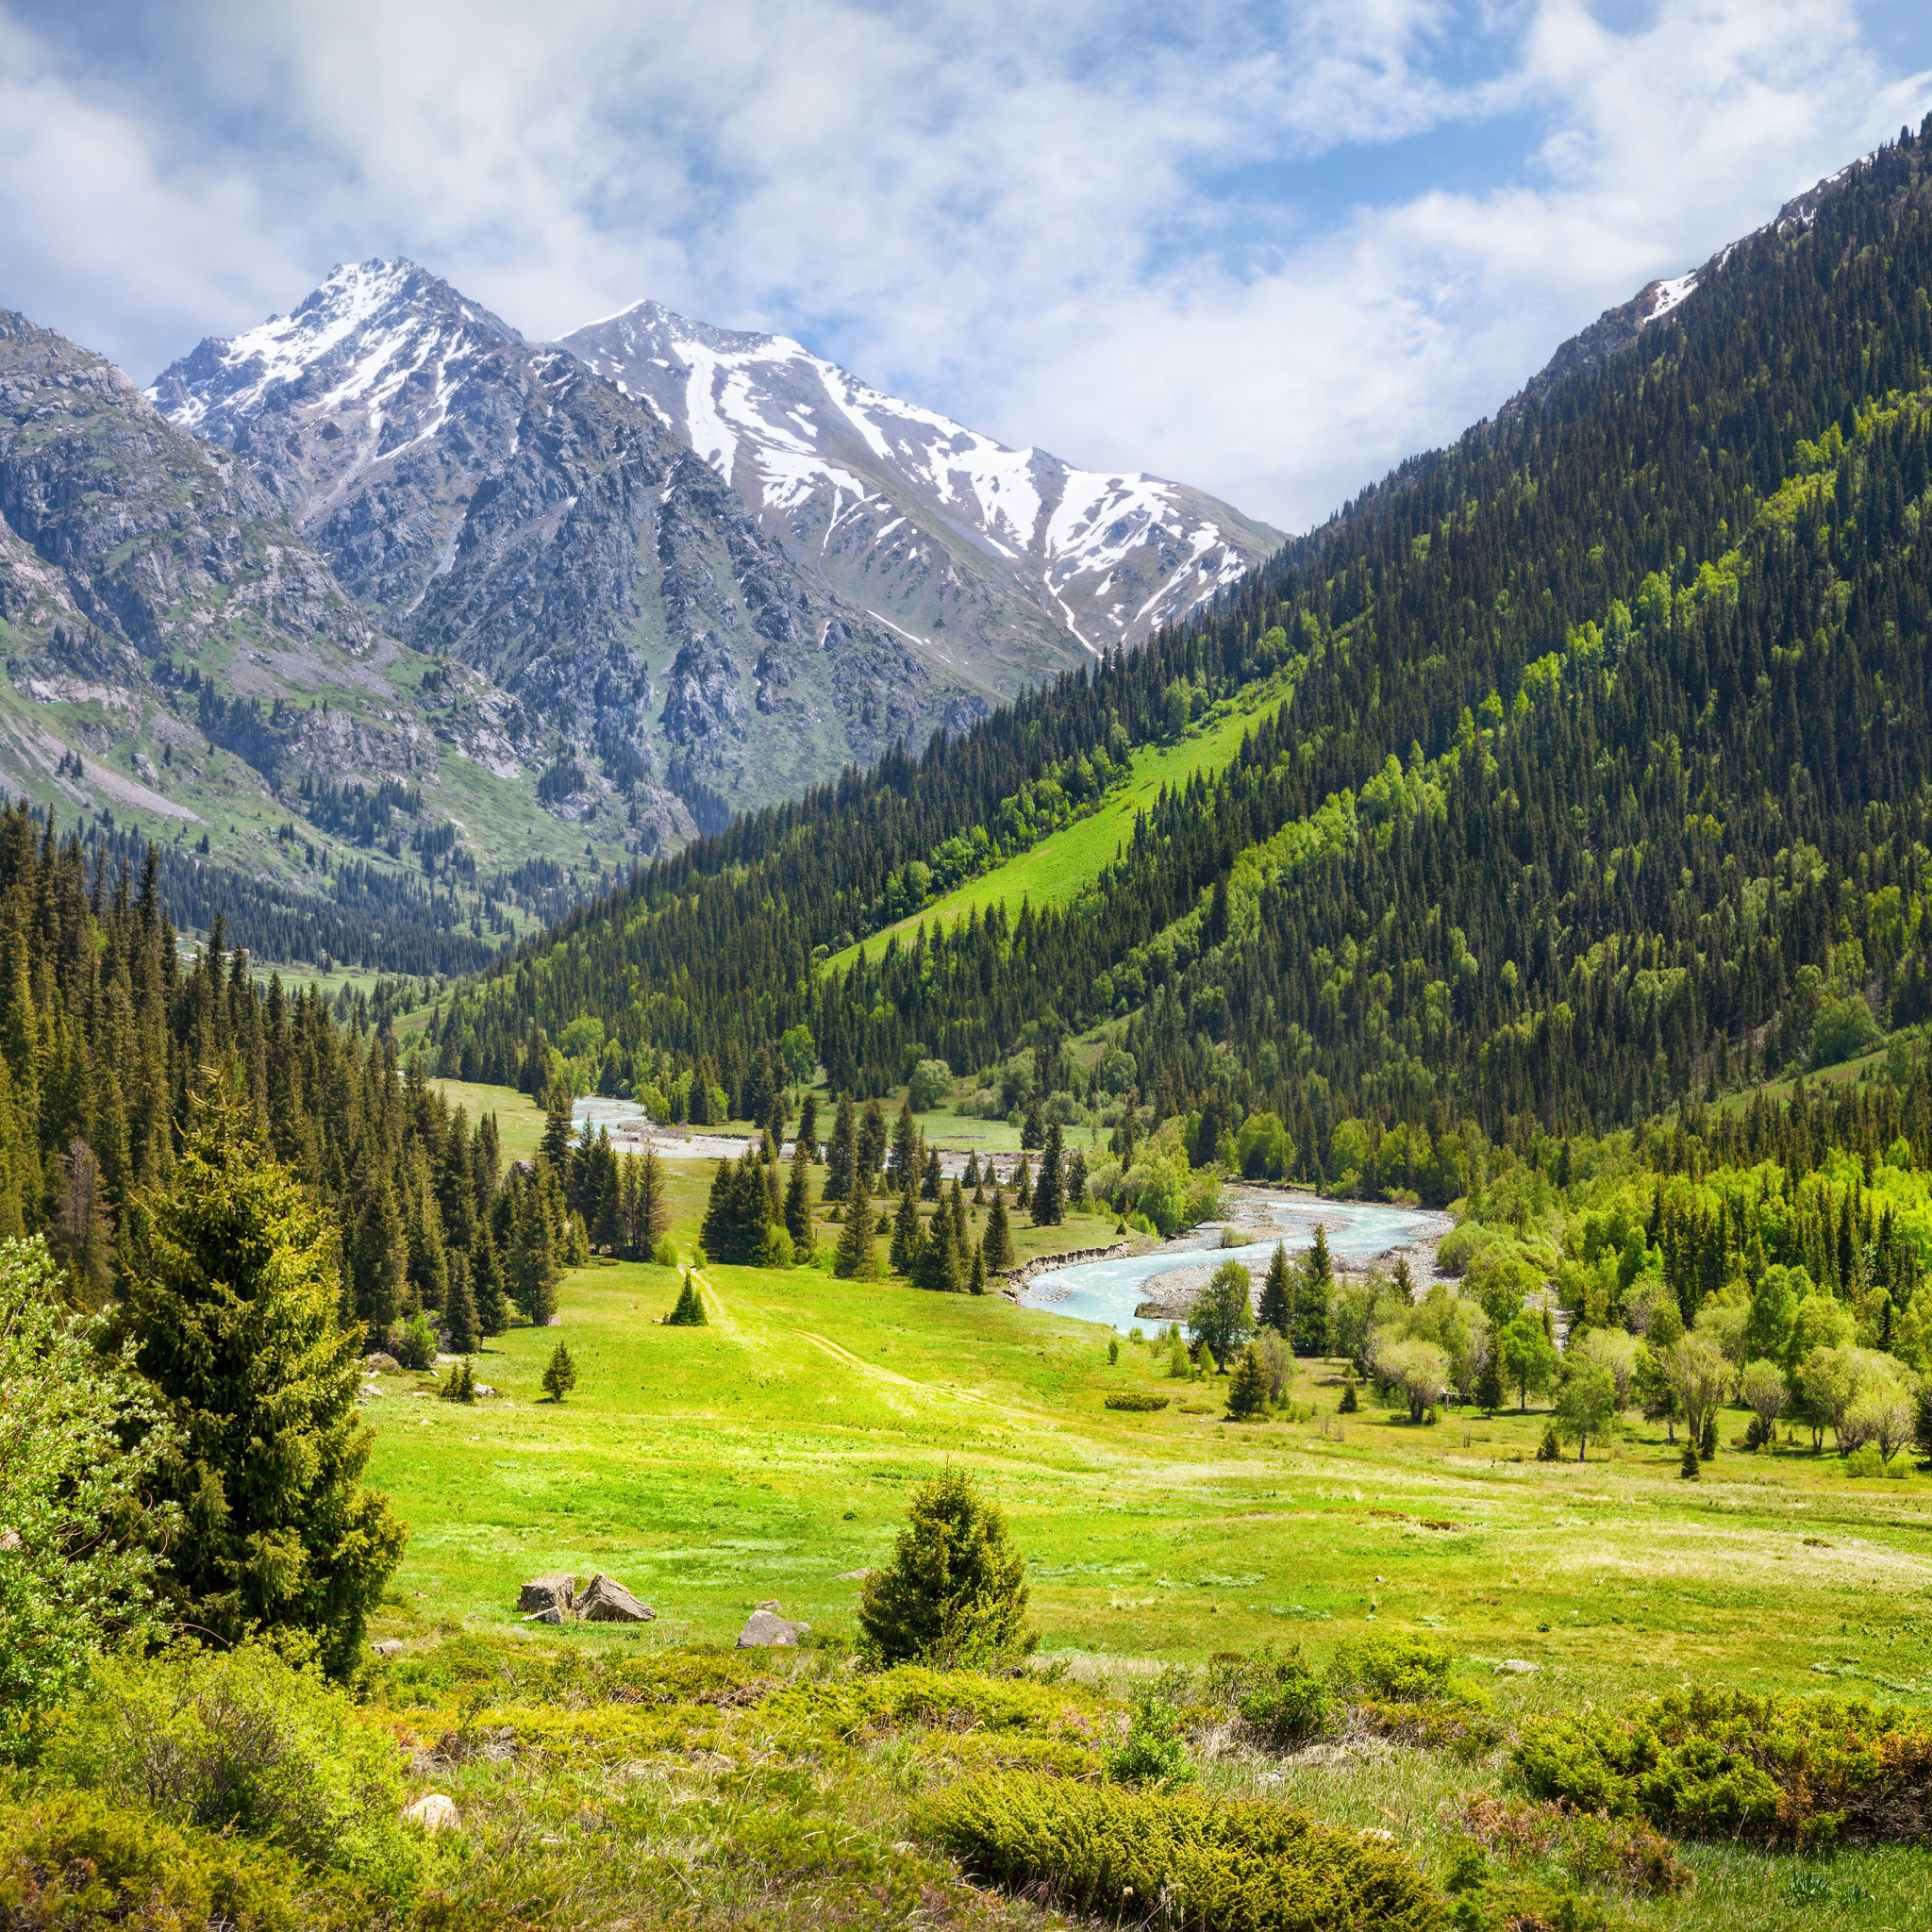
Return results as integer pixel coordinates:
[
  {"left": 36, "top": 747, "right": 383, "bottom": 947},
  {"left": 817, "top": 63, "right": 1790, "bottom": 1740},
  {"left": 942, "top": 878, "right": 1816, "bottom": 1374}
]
[
  {"left": 403, "top": 1793, "right": 460, "bottom": 1833},
  {"left": 576, "top": 1574, "right": 654, "bottom": 1623},
  {"left": 1494, "top": 1659, "right": 1539, "bottom": 1674},
  {"left": 738, "top": 1600, "right": 811, "bottom": 1647},
  {"left": 361, "top": 1352, "right": 402, "bottom": 1372},
  {"left": 518, "top": 1573, "right": 576, "bottom": 1617}
]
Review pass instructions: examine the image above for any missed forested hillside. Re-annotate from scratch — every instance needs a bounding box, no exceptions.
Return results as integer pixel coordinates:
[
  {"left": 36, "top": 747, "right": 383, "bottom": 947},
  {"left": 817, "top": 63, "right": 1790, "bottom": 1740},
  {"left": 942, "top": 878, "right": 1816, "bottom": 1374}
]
[{"left": 432, "top": 123, "right": 1932, "bottom": 1184}]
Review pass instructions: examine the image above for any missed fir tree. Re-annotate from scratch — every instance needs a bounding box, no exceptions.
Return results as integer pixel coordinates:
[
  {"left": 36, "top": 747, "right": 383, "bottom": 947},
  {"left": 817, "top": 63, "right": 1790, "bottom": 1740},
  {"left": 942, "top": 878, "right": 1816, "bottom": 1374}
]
[
  {"left": 1293, "top": 1224, "right": 1333, "bottom": 1357},
  {"left": 891, "top": 1098, "right": 919, "bottom": 1181},
  {"left": 542, "top": 1339, "right": 578, "bottom": 1401},
  {"left": 1475, "top": 1343, "right": 1505, "bottom": 1416},
  {"left": 784, "top": 1137, "right": 814, "bottom": 1248},
  {"left": 835, "top": 1172, "right": 879, "bottom": 1279},
  {"left": 353, "top": 1174, "right": 405, "bottom": 1332},
  {"left": 124, "top": 1084, "right": 405, "bottom": 1678},
  {"left": 540, "top": 1085, "right": 574, "bottom": 1166},
  {"left": 1257, "top": 1241, "right": 1292, "bottom": 1334},
  {"left": 824, "top": 1093, "right": 857, "bottom": 1200},
  {"left": 507, "top": 1170, "right": 559, "bottom": 1325},
  {"left": 1066, "top": 1145, "right": 1089, "bottom": 1208},
  {"left": 969, "top": 1243, "right": 987, "bottom": 1294},
  {"left": 1340, "top": 1376, "right": 1358, "bottom": 1414},
  {"left": 1032, "top": 1122, "right": 1065, "bottom": 1225},
  {"left": 1012, "top": 1155, "right": 1032, "bottom": 1206},
  {"left": 666, "top": 1273, "right": 708, "bottom": 1324},
  {"left": 858, "top": 1097, "right": 888, "bottom": 1183},
  {"left": 982, "top": 1186, "right": 1015, "bottom": 1272},
  {"left": 473, "top": 1226, "right": 509, "bottom": 1336},
  {"left": 964, "top": 1151, "right": 981, "bottom": 1190},
  {"left": 1021, "top": 1097, "right": 1044, "bottom": 1149},
  {"left": 438, "top": 1356, "right": 476, "bottom": 1403},
  {"left": 891, "top": 1183, "right": 924, "bottom": 1275},
  {"left": 443, "top": 1249, "right": 479, "bottom": 1354},
  {"left": 1225, "top": 1341, "right": 1270, "bottom": 1419},
  {"left": 922, "top": 1145, "right": 941, "bottom": 1201}
]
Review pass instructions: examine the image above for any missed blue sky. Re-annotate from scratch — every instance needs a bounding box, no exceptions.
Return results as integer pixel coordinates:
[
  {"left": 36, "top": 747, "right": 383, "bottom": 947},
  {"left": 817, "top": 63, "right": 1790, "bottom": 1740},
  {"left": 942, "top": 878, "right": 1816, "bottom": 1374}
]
[{"left": 3, "top": 1, "right": 1930, "bottom": 529}]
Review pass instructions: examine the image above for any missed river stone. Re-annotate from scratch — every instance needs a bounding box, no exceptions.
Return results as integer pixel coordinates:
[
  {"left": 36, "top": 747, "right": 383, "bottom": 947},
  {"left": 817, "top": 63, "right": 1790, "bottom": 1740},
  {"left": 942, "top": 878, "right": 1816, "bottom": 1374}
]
[
  {"left": 577, "top": 1574, "right": 654, "bottom": 1623},
  {"left": 403, "top": 1793, "right": 460, "bottom": 1833},
  {"left": 518, "top": 1573, "right": 575, "bottom": 1616},
  {"left": 737, "top": 1604, "right": 810, "bottom": 1647}
]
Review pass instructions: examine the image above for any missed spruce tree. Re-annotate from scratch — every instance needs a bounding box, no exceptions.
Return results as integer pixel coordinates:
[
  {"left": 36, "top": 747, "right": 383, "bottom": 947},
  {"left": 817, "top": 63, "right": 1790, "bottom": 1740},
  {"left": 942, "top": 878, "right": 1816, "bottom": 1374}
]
[
  {"left": 1013, "top": 1155, "right": 1032, "bottom": 1206},
  {"left": 125, "top": 1085, "right": 405, "bottom": 1678},
  {"left": 1257, "top": 1241, "right": 1292, "bottom": 1334},
  {"left": 982, "top": 1187, "right": 1015, "bottom": 1272},
  {"left": 353, "top": 1174, "right": 405, "bottom": 1332},
  {"left": 891, "top": 1098, "right": 919, "bottom": 1182},
  {"left": 1032, "top": 1122, "right": 1066, "bottom": 1225},
  {"left": 541, "top": 1339, "right": 578, "bottom": 1402},
  {"left": 824, "top": 1094, "right": 857, "bottom": 1200},
  {"left": 1022, "top": 1097, "right": 1044, "bottom": 1149},
  {"left": 969, "top": 1243, "right": 987, "bottom": 1294},
  {"left": 637, "top": 1145, "right": 668, "bottom": 1247},
  {"left": 508, "top": 1174, "right": 558, "bottom": 1325},
  {"left": 1066, "top": 1145, "right": 1089, "bottom": 1208},
  {"left": 666, "top": 1273, "right": 708, "bottom": 1324},
  {"left": 891, "top": 1183, "right": 924, "bottom": 1275},
  {"left": 1475, "top": 1342, "right": 1505, "bottom": 1415},
  {"left": 473, "top": 1226, "right": 509, "bottom": 1335},
  {"left": 964, "top": 1151, "right": 980, "bottom": 1190},
  {"left": 1225, "top": 1341, "right": 1270, "bottom": 1419},
  {"left": 795, "top": 1092, "right": 819, "bottom": 1164},
  {"left": 858, "top": 1097, "right": 888, "bottom": 1182},
  {"left": 784, "top": 1138, "right": 814, "bottom": 1248},
  {"left": 922, "top": 1145, "right": 941, "bottom": 1201},
  {"left": 444, "top": 1249, "right": 480, "bottom": 1354},
  {"left": 541, "top": 1086, "right": 574, "bottom": 1166},
  {"left": 835, "top": 1172, "right": 879, "bottom": 1278},
  {"left": 1294, "top": 1224, "right": 1333, "bottom": 1357}
]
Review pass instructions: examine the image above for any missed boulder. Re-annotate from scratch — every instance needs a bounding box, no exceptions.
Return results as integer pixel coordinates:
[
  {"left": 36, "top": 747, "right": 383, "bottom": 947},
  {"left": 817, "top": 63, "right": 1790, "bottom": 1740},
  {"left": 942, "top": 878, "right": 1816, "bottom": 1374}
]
[
  {"left": 371, "top": 1639, "right": 408, "bottom": 1658},
  {"left": 1494, "top": 1658, "right": 1539, "bottom": 1675},
  {"left": 403, "top": 1793, "right": 460, "bottom": 1833},
  {"left": 361, "top": 1352, "right": 402, "bottom": 1372},
  {"left": 737, "top": 1602, "right": 811, "bottom": 1647},
  {"left": 576, "top": 1574, "right": 654, "bottom": 1624},
  {"left": 518, "top": 1573, "right": 575, "bottom": 1617}
]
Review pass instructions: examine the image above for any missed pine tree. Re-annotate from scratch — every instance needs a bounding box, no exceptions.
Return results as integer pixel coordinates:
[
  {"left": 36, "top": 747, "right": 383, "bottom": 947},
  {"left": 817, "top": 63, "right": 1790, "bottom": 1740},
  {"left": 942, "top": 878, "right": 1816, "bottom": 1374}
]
[
  {"left": 354, "top": 1173, "right": 405, "bottom": 1333},
  {"left": 1012, "top": 1156, "right": 1032, "bottom": 1206},
  {"left": 508, "top": 1173, "right": 558, "bottom": 1325},
  {"left": 824, "top": 1094, "right": 857, "bottom": 1200},
  {"left": 1257, "top": 1241, "right": 1292, "bottom": 1334},
  {"left": 1032, "top": 1122, "right": 1065, "bottom": 1225},
  {"left": 1066, "top": 1145, "right": 1089, "bottom": 1207},
  {"left": 964, "top": 1151, "right": 980, "bottom": 1190},
  {"left": 858, "top": 1097, "right": 888, "bottom": 1183},
  {"left": 795, "top": 1092, "right": 819, "bottom": 1164},
  {"left": 891, "top": 1183, "right": 924, "bottom": 1275},
  {"left": 969, "top": 1243, "right": 987, "bottom": 1294},
  {"left": 1022, "top": 1097, "right": 1044, "bottom": 1149},
  {"left": 835, "top": 1172, "right": 878, "bottom": 1279},
  {"left": 542, "top": 1339, "right": 578, "bottom": 1402},
  {"left": 982, "top": 1186, "right": 1015, "bottom": 1272},
  {"left": 1225, "top": 1341, "right": 1270, "bottom": 1419},
  {"left": 124, "top": 1083, "right": 405, "bottom": 1678},
  {"left": 666, "top": 1272, "right": 708, "bottom": 1324},
  {"left": 1475, "top": 1343, "right": 1504, "bottom": 1415},
  {"left": 922, "top": 1145, "right": 941, "bottom": 1201},
  {"left": 473, "top": 1226, "right": 509, "bottom": 1336}
]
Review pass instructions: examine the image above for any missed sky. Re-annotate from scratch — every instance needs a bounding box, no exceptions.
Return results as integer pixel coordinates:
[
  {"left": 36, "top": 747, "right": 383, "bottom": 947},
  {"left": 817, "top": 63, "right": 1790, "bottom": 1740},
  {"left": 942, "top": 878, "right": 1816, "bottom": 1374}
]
[{"left": 4, "top": 0, "right": 1931, "bottom": 533}]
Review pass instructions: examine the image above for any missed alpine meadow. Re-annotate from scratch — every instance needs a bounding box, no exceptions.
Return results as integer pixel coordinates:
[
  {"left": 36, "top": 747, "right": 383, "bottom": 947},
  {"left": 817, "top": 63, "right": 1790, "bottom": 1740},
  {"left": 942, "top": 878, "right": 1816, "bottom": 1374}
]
[{"left": 14, "top": 81, "right": 1932, "bottom": 1932}]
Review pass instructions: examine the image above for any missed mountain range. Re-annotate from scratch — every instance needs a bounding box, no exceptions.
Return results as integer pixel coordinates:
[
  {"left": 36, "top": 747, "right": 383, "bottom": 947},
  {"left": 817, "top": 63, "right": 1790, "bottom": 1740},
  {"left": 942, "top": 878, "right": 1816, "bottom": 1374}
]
[{"left": 0, "top": 259, "right": 1277, "bottom": 972}]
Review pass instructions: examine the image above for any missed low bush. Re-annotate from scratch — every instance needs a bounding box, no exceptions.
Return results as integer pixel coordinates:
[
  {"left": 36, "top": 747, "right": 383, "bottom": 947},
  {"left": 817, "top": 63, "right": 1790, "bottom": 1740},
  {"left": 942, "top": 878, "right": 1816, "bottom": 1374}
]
[
  {"left": 1330, "top": 1632, "right": 1457, "bottom": 1703},
  {"left": 0, "top": 1789, "right": 316, "bottom": 1931},
  {"left": 1106, "top": 1689, "right": 1195, "bottom": 1786},
  {"left": 1221, "top": 1644, "right": 1335, "bottom": 1749},
  {"left": 45, "top": 1641, "right": 418, "bottom": 1889},
  {"left": 387, "top": 1312, "right": 439, "bottom": 1372},
  {"left": 1104, "top": 1391, "right": 1170, "bottom": 1411},
  {"left": 921, "top": 1773, "right": 1442, "bottom": 1931},
  {"left": 1514, "top": 1686, "right": 1932, "bottom": 1849}
]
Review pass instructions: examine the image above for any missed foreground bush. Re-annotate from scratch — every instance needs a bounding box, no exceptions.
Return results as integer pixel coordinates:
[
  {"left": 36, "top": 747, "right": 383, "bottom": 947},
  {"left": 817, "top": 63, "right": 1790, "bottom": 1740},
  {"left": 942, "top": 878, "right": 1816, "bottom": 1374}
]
[
  {"left": 0, "top": 1789, "right": 312, "bottom": 1931},
  {"left": 45, "top": 1641, "right": 417, "bottom": 1889},
  {"left": 1515, "top": 1686, "right": 1932, "bottom": 1849},
  {"left": 922, "top": 1772, "right": 1442, "bottom": 1930}
]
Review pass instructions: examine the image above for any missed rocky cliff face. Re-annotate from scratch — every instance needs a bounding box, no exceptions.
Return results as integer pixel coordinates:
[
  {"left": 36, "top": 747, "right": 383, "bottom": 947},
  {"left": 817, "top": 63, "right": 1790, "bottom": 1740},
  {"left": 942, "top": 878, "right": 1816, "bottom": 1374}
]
[
  {"left": 151, "top": 261, "right": 1001, "bottom": 814},
  {"left": 559, "top": 302, "right": 1282, "bottom": 677}
]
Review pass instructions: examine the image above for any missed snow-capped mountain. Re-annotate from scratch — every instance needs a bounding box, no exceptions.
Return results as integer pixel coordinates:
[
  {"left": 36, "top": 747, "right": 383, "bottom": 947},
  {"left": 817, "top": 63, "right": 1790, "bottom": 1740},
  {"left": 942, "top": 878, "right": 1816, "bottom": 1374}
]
[
  {"left": 150, "top": 261, "right": 998, "bottom": 819},
  {"left": 558, "top": 303, "right": 1281, "bottom": 667}
]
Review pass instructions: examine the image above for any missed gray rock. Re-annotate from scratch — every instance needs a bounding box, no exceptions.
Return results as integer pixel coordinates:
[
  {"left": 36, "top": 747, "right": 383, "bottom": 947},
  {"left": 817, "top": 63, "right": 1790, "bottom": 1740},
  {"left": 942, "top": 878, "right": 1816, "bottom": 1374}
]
[
  {"left": 737, "top": 1603, "right": 810, "bottom": 1648},
  {"left": 402, "top": 1792, "right": 460, "bottom": 1833},
  {"left": 361, "top": 1352, "right": 402, "bottom": 1372},
  {"left": 1494, "top": 1658, "right": 1539, "bottom": 1675},
  {"left": 576, "top": 1574, "right": 654, "bottom": 1623},
  {"left": 518, "top": 1572, "right": 575, "bottom": 1617},
  {"left": 371, "top": 1639, "right": 409, "bottom": 1657}
]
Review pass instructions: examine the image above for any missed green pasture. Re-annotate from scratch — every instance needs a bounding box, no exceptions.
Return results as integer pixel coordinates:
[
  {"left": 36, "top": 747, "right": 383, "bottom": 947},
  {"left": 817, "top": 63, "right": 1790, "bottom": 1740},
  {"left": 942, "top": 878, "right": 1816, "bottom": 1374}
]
[{"left": 827, "top": 682, "right": 1288, "bottom": 971}]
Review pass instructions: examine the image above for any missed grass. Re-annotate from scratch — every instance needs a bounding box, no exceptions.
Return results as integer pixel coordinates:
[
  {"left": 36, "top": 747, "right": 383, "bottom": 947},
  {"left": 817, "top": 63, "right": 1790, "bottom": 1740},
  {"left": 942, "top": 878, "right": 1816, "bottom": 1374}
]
[
  {"left": 359, "top": 1159, "right": 1932, "bottom": 1929},
  {"left": 827, "top": 684, "right": 1287, "bottom": 971}
]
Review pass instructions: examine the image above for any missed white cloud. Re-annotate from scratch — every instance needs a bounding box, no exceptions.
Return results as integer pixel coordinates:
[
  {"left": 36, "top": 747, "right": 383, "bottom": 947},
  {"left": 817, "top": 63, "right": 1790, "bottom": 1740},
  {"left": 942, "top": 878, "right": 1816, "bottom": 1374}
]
[{"left": 0, "top": 0, "right": 1926, "bottom": 527}]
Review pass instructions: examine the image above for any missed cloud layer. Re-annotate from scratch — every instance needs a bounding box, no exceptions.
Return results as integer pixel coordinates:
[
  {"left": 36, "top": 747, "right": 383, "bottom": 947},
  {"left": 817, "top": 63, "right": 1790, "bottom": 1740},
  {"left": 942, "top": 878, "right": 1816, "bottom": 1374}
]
[{"left": 2, "top": 0, "right": 1928, "bottom": 528}]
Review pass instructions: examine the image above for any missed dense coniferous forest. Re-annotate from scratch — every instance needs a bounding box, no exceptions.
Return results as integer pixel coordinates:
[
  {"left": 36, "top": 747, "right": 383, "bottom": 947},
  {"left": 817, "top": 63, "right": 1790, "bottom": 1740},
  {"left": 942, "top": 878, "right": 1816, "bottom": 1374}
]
[{"left": 426, "top": 123, "right": 1932, "bottom": 1193}]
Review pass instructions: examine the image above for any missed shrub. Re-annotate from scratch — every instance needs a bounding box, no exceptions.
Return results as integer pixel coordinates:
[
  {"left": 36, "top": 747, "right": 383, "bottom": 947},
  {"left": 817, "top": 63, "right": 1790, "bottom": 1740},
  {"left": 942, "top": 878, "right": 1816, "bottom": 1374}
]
[
  {"left": 1514, "top": 1686, "right": 1932, "bottom": 1848},
  {"left": 1233, "top": 1643, "right": 1335, "bottom": 1748},
  {"left": 652, "top": 1238, "right": 679, "bottom": 1268},
  {"left": 858, "top": 1469, "right": 1035, "bottom": 1668},
  {"left": 1330, "top": 1633, "right": 1455, "bottom": 1703},
  {"left": 920, "top": 1773, "right": 1441, "bottom": 1931},
  {"left": 438, "top": 1357, "right": 475, "bottom": 1403},
  {"left": 1106, "top": 1689, "right": 1195, "bottom": 1786},
  {"left": 1105, "top": 1391, "right": 1170, "bottom": 1411},
  {"left": 45, "top": 1641, "right": 416, "bottom": 1885},
  {"left": 387, "top": 1311, "right": 440, "bottom": 1372},
  {"left": 0, "top": 1789, "right": 308, "bottom": 1932}
]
